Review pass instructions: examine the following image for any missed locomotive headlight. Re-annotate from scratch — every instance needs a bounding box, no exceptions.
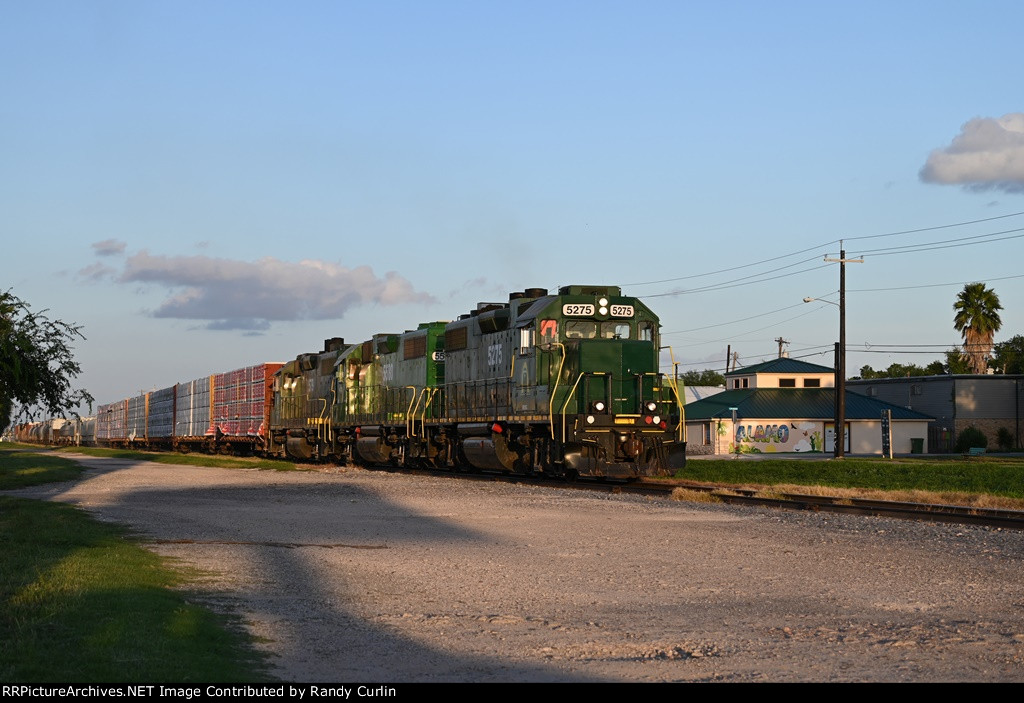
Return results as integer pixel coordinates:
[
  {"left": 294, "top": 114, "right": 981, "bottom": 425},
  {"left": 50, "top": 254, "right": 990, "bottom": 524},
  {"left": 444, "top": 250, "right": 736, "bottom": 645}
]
[
  {"left": 586, "top": 415, "right": 595, "bottom": 424},
  {"left": 599, "top": 306, "right": 608, "bottom": 315},
  {"left": 646, "top": 401, "right": 658, "bottom": 412},
  {"left": 593, "top": 401, "right": 606, "bottom": 412},
  {"left": 599, "top": 297, "right": 609, "bottom": 306}
]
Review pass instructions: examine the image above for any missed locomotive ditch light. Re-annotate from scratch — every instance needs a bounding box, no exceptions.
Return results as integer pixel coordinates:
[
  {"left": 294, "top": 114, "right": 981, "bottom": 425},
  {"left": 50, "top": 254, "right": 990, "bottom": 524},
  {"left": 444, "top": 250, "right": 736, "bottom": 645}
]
[
  {"left": 653, "top": 415, "right": 661, "bottom": 425},
  {"left": 586, "top": 415, "right": 596, "bottom": 424}
]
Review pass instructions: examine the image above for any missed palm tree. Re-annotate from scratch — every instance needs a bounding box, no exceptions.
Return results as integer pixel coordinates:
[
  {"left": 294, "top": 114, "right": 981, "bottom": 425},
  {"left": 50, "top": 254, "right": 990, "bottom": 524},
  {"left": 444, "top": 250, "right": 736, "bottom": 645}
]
[{"left": 953, "top": 283, "right": 1002, "bottom": 374}]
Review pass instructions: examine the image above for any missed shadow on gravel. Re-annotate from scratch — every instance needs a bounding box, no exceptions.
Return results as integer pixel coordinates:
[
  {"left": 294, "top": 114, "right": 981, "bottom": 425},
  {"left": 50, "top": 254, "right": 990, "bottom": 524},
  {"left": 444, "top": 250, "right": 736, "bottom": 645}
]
[{"left": 10, "top": 465, "right": 608, "bottom": 682}]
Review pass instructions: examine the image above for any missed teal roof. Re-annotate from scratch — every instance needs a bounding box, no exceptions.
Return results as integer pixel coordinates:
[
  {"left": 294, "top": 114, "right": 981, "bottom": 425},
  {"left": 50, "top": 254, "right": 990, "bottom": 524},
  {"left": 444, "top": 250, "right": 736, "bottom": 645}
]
[
  {"left": 725, "top": 358, "right": 834, "bottom": 376},
  {"left": 684, "top": 388, "right": 933, "bottom": 421}
]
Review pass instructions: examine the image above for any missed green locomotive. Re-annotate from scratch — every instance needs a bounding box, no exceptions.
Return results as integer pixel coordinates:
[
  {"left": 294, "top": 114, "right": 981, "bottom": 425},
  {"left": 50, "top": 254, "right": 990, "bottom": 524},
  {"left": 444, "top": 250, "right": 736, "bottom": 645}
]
[{"left": 269, "top": 285, "right": 685, "bottom": 478}]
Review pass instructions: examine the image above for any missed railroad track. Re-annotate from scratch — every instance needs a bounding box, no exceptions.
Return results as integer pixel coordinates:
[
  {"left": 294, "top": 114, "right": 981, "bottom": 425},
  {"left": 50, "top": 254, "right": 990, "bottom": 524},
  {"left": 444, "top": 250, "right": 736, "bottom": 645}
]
[
  {"left": 401, "top": 467, "right": 1024, "bottom": 530},
  {"left": 653, "top": 483, "right": 1024, "bottom": 530}
]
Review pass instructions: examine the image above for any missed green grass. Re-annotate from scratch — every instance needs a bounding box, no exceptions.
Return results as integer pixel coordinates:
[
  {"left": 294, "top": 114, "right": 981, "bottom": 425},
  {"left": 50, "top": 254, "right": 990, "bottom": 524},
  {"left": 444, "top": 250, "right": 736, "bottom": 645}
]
[
  {"left": 675, "top": 456, "right": 1024, "bottom": 499},
  {"left": 0, "top": 446, "right": 273, "bottom": 681},
  {"left": 0, "top": 496, "right": 269, "bottom": 682},
  {"left": 58, "top": 445, "right": 298, "bottom": 471},
  {"left": 0, "top": 447, "right": 85, "bottom": 489}
]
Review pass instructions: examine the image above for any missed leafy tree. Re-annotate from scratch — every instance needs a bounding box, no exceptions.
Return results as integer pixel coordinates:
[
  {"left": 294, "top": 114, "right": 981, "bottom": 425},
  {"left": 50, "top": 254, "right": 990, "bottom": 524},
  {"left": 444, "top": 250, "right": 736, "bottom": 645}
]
[
  {"left": 854, "top": 362, "right": 944, "bottom": 380},
  {"left": 953, "top": 283, "right": 1002, "bottom": 374},
  {"left": 990, "top": 335, "right": 1024, "bottom": 374},
  {"left": 996, "top": 426, "right": 1014, "bottom": 451},
  {"left": 679, "top": 369, "right": 726, "bottom": 386},
  {"left": 0, "top": 291, "right": 93, "bottom": 433},
  {"left": 944, "top": 347, "right": 972, "bottom": 374}
]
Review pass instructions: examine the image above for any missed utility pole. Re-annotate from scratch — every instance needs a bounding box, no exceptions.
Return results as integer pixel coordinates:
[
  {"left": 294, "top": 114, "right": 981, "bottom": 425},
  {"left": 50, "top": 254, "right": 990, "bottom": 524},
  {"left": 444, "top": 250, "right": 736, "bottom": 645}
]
[
  {"left": 824, "top": 241, "right": 863, "bottom": 458},
  {"left": 775, "top": 337, "right": 789, "bottom": 358}
]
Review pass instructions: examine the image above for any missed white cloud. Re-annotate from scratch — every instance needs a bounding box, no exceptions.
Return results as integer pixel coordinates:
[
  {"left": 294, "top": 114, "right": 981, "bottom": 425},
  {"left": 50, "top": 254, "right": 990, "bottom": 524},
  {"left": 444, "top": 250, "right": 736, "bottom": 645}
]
[
  {"left": 920, "top": 113, "right": 1024, "bottom": 193},
  {"left": 91, "top": 239, "right": 127, "bottom": 256},
  {"left": 120, "top": 253, "right": 436, "bottom": 331}
]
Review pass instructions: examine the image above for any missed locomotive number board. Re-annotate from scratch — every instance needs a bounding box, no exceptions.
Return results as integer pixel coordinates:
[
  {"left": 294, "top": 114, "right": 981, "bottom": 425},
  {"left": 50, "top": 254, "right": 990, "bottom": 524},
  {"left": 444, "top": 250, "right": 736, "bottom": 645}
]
[
  {"left": 562, "top": 304, "right": 595, "bottom": 316},
  {"left": 562, "top": 304, "right": 635, "bottom": 317}
]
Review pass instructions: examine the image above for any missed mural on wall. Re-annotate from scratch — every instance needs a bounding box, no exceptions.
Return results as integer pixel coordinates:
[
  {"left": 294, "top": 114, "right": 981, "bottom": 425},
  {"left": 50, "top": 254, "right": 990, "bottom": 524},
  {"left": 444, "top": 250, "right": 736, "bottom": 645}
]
[{"left": 729, "top": 421, "right": 822, "bottom": 453}]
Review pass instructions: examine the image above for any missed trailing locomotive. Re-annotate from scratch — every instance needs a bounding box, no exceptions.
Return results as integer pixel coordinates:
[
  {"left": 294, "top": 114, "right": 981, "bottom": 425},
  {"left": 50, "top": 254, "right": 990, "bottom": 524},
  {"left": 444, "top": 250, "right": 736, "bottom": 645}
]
[
  {"left": 270, "top": 285, "right": 686, "bottom": 478},
  {"left": 14, "top": 284, "right": 686, "bottom": 479}
]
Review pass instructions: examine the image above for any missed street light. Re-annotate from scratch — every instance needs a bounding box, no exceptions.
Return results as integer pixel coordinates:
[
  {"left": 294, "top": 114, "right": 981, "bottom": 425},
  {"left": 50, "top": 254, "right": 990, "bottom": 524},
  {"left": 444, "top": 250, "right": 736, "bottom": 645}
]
[{"left": 803, "top": 297, "right": 838, "bottom": 306}]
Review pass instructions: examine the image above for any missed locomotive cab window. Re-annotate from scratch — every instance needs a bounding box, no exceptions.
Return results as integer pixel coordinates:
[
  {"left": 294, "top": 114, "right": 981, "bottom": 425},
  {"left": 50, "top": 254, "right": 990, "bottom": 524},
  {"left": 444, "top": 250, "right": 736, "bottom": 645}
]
[
  {"left": 639, "top": 321, "right": 655, "bottom": 342},
  {"left": 564, "top": 321, "right": 597, "bottom": 339},
  {"left": 600, "top": 322, "right": 630, "bottom": 339},
  {"left": 519, "top": 326, "right": 535, "bottom": 354}
]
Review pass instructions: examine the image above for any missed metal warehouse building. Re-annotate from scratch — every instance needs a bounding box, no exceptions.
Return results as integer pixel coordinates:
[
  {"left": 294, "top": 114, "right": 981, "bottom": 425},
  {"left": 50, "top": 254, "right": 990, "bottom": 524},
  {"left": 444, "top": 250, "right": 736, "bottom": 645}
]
[{"left": 846, "top": 374, "right": 1024, "bottom": 452}]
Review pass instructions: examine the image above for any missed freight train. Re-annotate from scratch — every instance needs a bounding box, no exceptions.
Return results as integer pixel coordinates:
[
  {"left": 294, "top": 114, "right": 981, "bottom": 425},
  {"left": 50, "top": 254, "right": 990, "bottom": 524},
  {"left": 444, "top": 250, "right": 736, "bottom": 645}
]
[{"left": 10, "top": 285, "right": 686, "bottom": 479}]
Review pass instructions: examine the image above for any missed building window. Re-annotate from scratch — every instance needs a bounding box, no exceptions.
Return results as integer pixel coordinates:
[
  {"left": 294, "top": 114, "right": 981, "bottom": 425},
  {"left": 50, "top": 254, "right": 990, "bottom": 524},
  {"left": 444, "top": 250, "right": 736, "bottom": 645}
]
[
  {"left": 733, "top": 378, "right": 748, "bottom": 389},
  {"left": 779, "top": 378, "right": 796, "bottom": 387},
  {"left": 803, "top": 378, "right": 820, "bottom": 387}
]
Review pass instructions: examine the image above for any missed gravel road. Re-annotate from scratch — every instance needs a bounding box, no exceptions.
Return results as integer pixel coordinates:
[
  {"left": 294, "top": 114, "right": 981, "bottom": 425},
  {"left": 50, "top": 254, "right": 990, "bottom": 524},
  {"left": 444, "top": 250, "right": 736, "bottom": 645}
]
[{"left": 8, "top": 454, "right": 1024, "bottom": 682}]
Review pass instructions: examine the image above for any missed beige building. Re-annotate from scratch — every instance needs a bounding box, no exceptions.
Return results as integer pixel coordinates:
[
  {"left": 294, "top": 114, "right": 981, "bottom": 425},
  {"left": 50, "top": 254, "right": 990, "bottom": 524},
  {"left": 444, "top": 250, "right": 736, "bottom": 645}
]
[{"left": 685, "top": 359, "right": 932, "bottom": 456}]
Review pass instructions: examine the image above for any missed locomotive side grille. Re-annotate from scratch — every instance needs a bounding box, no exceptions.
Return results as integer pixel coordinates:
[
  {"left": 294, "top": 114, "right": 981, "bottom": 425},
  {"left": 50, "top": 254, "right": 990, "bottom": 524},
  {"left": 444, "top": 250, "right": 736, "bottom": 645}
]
[
  {"left": 404, "top": 335, "right": 427, "bottom": 360},
  {"left": 446, "top": 327, "right": 468, "bottom": 352}
]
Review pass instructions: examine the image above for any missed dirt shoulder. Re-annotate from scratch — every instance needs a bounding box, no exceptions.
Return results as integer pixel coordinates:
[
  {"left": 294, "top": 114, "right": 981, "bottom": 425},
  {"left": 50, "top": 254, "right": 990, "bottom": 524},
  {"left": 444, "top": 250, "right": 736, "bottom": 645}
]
[{"left": 8, "top": 454, "right": 1024, "bottom": 682}]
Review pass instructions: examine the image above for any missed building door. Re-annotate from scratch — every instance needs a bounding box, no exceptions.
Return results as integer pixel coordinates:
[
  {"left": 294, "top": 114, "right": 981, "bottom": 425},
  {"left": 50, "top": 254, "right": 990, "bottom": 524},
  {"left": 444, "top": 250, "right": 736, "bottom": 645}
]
[{"left": 824, "top": 424, "right": 850, "bottom": 453}]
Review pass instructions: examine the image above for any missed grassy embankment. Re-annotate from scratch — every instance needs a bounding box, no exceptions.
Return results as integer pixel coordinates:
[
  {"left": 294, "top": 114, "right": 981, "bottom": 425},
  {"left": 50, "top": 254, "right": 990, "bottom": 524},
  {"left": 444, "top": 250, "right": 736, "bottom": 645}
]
[
  {"left": 0, "top": 447, "right": 270, "bottom": 682},
  {"left": 673, "top": 455, "right": 1024, "bottom": 509}
]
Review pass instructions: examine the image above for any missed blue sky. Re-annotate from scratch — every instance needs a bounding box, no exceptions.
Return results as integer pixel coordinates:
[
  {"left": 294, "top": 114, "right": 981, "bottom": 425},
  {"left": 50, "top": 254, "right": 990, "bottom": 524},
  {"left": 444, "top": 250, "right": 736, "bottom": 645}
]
[{"left": 3, "top": 1, "right": 1023, "bottom": 407}]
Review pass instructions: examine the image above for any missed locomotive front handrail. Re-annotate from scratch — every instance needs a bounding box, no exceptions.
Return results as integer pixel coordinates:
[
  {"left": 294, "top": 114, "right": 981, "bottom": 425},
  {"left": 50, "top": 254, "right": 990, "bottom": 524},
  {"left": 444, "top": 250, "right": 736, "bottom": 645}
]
[
  {"left": 419, "top": 387, "right": 439, "bottom": 431},
  {"left": 547, "top": 342, "right": 566, "bottom": 440},
  {"left": 406, "top": 386, "right": 419, "bottom": 437},
  {"left": 559, "top": 371, "right": 587, "bottom": 444}
]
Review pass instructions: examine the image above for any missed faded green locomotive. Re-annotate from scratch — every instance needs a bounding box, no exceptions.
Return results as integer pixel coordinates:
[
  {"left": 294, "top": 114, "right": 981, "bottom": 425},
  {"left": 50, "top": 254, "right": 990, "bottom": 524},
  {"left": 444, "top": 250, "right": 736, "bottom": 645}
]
[{"left": 269, "top": 285, "right": 685, "bottom": 478}]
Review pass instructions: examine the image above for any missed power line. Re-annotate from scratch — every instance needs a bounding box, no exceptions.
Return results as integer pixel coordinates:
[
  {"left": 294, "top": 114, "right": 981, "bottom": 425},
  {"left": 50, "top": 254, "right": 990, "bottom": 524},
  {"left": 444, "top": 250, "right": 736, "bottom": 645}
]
[
  {"left": 625, "top": 243, "right": 832, "bottom": 287},
  {"left": 649, "top": 225, "right": 1022, "bottom": 298},
  {"left": 646, "top": 262, "right": 832, "bottom": 298},
  {"left": 844, "top": 209, "right": 1024, "bottom": 242},
  {"left": 663, "top": 291, "right": 837, "bottom": 335},
  {"left": 851, "top": 226, "right": 1024, "bottom": 257},
  {"left": 627, "top": 210, "right": 1024, "bottom": 288},
  {"left": 850, "top": 272, "right": 1024, "bottom": 292}
]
